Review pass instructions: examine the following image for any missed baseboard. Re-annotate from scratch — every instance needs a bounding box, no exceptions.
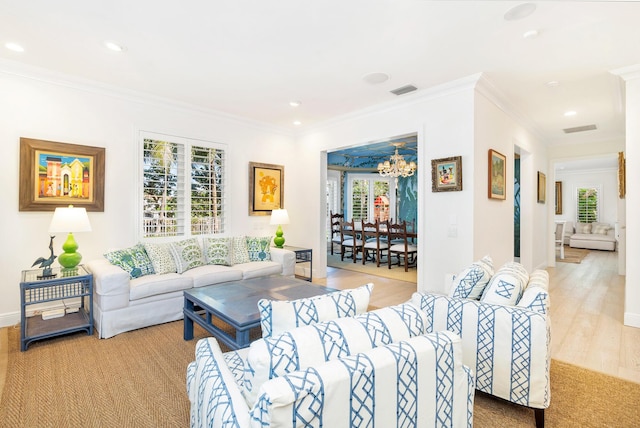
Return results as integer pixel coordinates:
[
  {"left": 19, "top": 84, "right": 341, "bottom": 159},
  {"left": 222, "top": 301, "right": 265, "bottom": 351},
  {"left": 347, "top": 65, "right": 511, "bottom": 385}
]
[
  {"left": 624, "top": 312, "right": 640, "bottom": 328},
  {"left": 0, "top": 311, "right": 20, "bottom": 329}
]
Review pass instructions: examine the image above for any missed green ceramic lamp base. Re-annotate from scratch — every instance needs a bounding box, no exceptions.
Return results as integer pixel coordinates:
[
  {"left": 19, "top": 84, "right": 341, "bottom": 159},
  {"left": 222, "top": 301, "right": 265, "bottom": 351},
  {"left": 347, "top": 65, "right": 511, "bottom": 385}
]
[
  {"left": 273, "top": 224, "right": 285, "bottom": 248},
  {"left": 58, "top": 232, "right": 82, "bottom": 269}
]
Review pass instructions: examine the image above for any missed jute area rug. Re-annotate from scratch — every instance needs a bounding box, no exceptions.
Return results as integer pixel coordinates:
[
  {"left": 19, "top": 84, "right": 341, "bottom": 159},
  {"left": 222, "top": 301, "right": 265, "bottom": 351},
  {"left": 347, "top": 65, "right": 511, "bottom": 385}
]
[
  {"left": 327, "top": 253, "right": 417, "bottom": 283},
  {"left": 2, "top": 321, "right": 639, "bottom": 427},
  {"left": 557, "top": 246, "right": 590, "bottom": 264}
]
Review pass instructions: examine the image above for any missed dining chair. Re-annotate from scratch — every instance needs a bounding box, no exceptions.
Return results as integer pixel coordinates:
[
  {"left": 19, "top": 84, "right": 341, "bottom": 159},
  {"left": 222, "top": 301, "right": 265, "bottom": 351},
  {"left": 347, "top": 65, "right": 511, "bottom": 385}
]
[
  {"left": 387, "top": 221, "right": 418, "bottom": 272},
  {"left": 339, "top": 219, "right": 362, "bottom": 263},
  {"left": 362, "top": 220, "right": 389, "bottom": 266},
  {"left": 329, "top": 211, "right": 344, "bottom": 255}
]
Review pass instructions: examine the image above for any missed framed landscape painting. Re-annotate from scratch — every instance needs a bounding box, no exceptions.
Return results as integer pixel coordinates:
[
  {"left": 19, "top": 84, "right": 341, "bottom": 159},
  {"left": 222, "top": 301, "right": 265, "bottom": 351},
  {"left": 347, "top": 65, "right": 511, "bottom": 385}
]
[
  {"left": 488, "top": 149, "right": 506, "bottom": 200},
  {"left": 249, "top": 161, "right": 284, "bottom": 215},
  {"left": 431, "top": 156, "right": 462, "bottom": 192},
  {"left": 537, "top": 171, "right": 546, "bottom": 203},
  {"left": 19, "top": 138, "right": 105, "bottom": 211}
]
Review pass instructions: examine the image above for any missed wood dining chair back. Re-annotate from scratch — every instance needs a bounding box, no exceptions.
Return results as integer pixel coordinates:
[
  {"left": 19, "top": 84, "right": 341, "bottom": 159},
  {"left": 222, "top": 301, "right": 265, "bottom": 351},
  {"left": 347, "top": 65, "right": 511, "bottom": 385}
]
[
  {"left": 339, "top": 219, "right": 362, "bottom": 263},
  {"left": 329, "top": 211, "right": 344, "bottom": 255},
  {"left": 362, "top": 219, "right": 389, "bottom": 267},
  {"left": 387, "top": 221, "right": 418, "bottom": 272}
]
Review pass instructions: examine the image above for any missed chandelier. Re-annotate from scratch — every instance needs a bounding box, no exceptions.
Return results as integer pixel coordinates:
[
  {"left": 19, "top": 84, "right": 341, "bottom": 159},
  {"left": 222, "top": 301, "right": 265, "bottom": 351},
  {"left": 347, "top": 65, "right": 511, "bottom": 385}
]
[{"left": 377, "top": 143, "right": 416, "bottom": 178}]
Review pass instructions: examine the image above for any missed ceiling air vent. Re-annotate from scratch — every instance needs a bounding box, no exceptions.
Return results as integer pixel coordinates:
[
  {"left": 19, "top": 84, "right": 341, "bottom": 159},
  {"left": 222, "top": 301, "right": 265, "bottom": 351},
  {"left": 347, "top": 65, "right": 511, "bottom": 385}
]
[
  {"left": 390, "top": 84, "right": 417, "bottom": 96},
  {"left": 563, "top": 124, "right": 597, "bottom": 134}
]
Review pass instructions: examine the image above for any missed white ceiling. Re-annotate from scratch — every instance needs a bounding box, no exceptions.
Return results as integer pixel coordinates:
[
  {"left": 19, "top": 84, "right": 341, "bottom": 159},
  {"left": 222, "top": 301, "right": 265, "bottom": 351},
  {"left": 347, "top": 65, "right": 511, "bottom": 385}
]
[{"left": 1, "top": 1, "right": 638, "bottom": 149}]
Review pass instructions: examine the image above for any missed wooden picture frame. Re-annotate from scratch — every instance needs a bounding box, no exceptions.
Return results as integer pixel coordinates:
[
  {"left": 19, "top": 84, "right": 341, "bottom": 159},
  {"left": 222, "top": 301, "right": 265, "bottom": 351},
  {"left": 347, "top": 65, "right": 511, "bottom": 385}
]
[
  {"left": 19, "top": 138, "right": 105, "bottom": 212},
  {"left": 555, "top": 181, "right": 562, "bottom": 214},
  {"left": 488, "top": 149, "right": 506, "bottom": 200},
  {"left": 431, "top": 156, "right": 462, "bottom": 192},
  {"left": 537, "top": 171, "right": 546, "bottom": 204},
  {"left": 248, "top": 161, "right": 284, "bottom": 215},
  {"left": 618, "top": 151, "right": 626, "bottom": 199}
]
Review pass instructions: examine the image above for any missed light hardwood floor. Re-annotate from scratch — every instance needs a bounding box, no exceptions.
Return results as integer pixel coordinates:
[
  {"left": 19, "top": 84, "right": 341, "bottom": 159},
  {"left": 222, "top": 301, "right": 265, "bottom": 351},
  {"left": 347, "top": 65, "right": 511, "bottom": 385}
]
[{"left": 315, "top": 248, "right": 640, "bottom": 384}]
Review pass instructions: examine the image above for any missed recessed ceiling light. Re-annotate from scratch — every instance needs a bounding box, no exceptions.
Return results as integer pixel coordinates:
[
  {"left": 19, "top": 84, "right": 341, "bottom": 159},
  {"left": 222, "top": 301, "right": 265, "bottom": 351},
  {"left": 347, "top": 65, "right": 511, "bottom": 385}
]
[
  {"left": 289, "top": 101, "right": 301, "bottom": 107},
  {"left": 564, "top": 111, "right": 577, "bottom": 117},
  {"left": 546, "top": 80, "right": 560, "bottom": 88},
  {"left": 504, "top": 3, "right": 536, "bottom": 21},
  {"left": 104, "top": 40, "right": 126, "bottom": 52},
  {"left": 362, "top": 72, "right": 390, "bottom": 85},
  {"left": 293, "top": 121, "right": 301, "bottom": 126},
  {"left": 522, "top": 30, "right": 539, "bottom": 39},
  {"left": 5, "top": 42, "right": 24, "bottom": 52}
]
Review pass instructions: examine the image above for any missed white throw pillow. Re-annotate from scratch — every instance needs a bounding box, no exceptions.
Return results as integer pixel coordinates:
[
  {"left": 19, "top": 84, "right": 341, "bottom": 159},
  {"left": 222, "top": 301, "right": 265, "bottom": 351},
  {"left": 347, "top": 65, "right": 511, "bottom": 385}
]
[
  {"left": 258, "top": 283, "right": 374, "bottom": 338},
  {"left": 480, "top": 262, "right": 529, "bottom": 306},
  {"left": 448, "top": 255, "right": 494, "bottom": 300}
]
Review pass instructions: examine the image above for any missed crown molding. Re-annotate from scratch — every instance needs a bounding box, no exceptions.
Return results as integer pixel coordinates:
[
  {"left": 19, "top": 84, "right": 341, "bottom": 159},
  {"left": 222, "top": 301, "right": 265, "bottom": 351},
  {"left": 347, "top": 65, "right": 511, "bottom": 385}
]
[{"left": 611, "top": 64, "right": 640, "bottom": 81}]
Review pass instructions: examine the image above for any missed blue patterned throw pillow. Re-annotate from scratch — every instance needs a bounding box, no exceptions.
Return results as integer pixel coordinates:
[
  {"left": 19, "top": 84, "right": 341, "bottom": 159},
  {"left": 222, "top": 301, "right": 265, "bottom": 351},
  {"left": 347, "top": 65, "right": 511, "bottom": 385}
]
[
  {"left": 246, "top": 236, "right": 271, "bottom": 262},
  {"left": 104, "top": 243, "right": 155, "bottom": 279},
  {"left": 448, "top": 255, "right": 494, "bottom": 300}
]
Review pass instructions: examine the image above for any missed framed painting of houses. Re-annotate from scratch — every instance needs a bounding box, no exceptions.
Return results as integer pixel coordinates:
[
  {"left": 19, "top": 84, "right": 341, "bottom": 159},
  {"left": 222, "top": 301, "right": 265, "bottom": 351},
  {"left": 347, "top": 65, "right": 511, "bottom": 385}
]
[
  {"left": 431, "top": 156, "right": 462, "bottom": 192},
  {"left": 488, "top": 149, "right": 506, "bottom": 200},
  {"left": 19, "top": 138, "right": 105, "bottom": 211},
  {"left": 248, "top": 161, "right": 284, "bottom": 215}
]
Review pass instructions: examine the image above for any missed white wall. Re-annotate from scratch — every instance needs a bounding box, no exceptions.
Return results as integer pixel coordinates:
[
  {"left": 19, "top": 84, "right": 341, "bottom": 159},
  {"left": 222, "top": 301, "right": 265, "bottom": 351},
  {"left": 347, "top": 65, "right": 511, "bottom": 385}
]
[
  {"left": 555, "top": 168, "right": 618, "bottom": 226},
  {"left": 0, "top": 67, "right": 297, "bottom": 326}
]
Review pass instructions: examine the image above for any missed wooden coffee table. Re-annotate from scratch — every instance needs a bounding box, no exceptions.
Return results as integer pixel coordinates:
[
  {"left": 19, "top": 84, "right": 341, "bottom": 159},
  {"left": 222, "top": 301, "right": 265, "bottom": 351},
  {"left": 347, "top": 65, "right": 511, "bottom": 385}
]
[{"left": 183, "top": 276, "right": 336, "bottom": 350}]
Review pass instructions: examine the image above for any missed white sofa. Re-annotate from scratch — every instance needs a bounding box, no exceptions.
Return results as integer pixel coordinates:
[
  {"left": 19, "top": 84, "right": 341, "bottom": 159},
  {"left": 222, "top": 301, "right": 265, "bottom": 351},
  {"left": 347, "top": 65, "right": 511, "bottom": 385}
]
[
  {"left": 187, "top": 302, "right": 475, "bottom": 428},
  {"left": 411, "top": 258, "right": 550, "bottom": 428},
  {"left": 85, "top": 243, "right": 295, "bottom": 339},
  {"left": 565, "top": 221, "right": 617, "bottom": 251}
]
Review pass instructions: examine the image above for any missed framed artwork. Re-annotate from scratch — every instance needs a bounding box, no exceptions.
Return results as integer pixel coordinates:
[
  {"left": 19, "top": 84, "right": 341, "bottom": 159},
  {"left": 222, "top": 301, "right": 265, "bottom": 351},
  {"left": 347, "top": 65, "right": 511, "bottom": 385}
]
[
  {"left": 537, "top": 171, "right": 546, "bottom": 203},
  {"left": 618, "top": 151, "right": 626, "bottom": 198},
  {"left": 249, "top": 161, "right": 284, "bottom": 215},
  {"left": 431, "top": 156, "right": 462, "bottom": 192},
  {"left": 19, "top": 137, "right": 105, "bottom": 212},
  {"left": 555, "top": 181, "right": 562, "bottom": 214},
  {"left": 488, "top": 149, "right": 506, "bottom": 200}
]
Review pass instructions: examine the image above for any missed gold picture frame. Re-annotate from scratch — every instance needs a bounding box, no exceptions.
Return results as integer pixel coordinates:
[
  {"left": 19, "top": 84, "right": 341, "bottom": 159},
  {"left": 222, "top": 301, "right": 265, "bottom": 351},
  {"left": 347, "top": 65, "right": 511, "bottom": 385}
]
[
  {"left": 248, "top": 161, "right": 284, "bottom": 216},
  {"left": 618, "top": 151, "right": 626, "bottom": 199},
  {"left": 537, "top": 171, "right": 546, "bottom": 204},
  {"left": 19, "top": 137, "right": 105, "bottom": 212},
  {"left": 431, "top": 156, "right": 462, "bottom": 192},
  {"left": 488, "top": 149, "right": 506, "bottom": 200},
  {"left": 555, "top": 181, "right": 562, "bottom": 214}
]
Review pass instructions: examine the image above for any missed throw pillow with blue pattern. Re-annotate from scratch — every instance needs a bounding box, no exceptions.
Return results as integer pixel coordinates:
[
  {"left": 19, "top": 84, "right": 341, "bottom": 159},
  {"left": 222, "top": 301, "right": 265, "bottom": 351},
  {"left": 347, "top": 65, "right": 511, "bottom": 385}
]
[
  {"left": 245, "top": 236, "right": 271, "bottom": 262},
  {"left": 448, "top": 255, "right": 494, "bottom": 300},
  {"left": 169, "top": 238, "right": 204, "bottom": 273},
  {"left": 258, "top": 283, "right": 374, "bottom": 338},
  {"left": 104, "top": 243, "right": 155, "bottom": 279},
  {"left": 517, "top": 269, "right": 549, "bottom": 313},
  {"left": 480, "top": 261, "right": 529, "bottom": 306}
]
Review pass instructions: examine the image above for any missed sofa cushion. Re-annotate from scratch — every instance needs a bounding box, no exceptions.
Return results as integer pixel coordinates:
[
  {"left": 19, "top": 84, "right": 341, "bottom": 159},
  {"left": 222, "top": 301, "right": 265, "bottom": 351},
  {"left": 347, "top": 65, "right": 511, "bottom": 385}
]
[
  {"left": 480, "top": 262, "right": 528, "bottom": 306},
  {"left": 203, "top": 237, "right": 233, "bottom": 266},
  {"left": 448, "top": 255, "right": 493, "bottom": 300},
  {"left": 169, "top": 238, "right": 204, "bottom": 273},
  {"left": 243, "top": 303, "right": 427, "bottom": 404},
  {"left": 576, "top": 222, "right": 592, "bottom": 234},
  {"left": 246, "top": 236, "right": 272, "bottom": 261},
  {"left": 143, "top": 242, "right": 177, "bottom": 274},
  {"left": 231, "top": 236, "right": 250, "bottom": 264},
  {"left": 104, "top": 243, "right": 155, "bottom": 279},
  {"left": 234, "top": 261, "right": 281, "bottom": 279},
  {"left": 129, "top": 272, "right": 193, "bottom": 301},
  {"left": 591, "top": 222, "right": 612, "bottom": 235},
  {"left": 258, "top": 283, "right": 374, "bottom": 338},
  {"left": 188, "top": 338, "right": 251, "bottom": 428},
  {"left": 182, "top": 265, "right": 243, "bottom": 288}
]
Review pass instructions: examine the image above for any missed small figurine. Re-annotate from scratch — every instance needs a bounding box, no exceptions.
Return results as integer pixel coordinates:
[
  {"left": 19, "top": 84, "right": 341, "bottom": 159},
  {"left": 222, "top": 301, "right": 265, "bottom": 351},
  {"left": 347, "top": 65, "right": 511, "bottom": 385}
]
[{"left": 32, "top": 235, "right": 57, "bottom": 278}]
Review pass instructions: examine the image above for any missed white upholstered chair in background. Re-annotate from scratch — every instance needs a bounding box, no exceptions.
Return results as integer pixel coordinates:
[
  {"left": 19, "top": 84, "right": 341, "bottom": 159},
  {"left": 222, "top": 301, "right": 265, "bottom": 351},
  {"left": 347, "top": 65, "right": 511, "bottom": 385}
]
[{"left": 555, "top": 220, "right": 566, "bottom": 259}]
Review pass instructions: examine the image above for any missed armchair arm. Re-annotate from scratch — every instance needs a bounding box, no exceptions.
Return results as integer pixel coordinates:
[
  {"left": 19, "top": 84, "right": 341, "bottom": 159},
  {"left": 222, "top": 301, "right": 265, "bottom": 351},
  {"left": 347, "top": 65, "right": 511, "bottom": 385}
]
[
  {"left": 85, "top": 257, "right": 130, "bottom": 296},
  {"left": 269, "top": 247, "right": 295, "bottom": 276}
]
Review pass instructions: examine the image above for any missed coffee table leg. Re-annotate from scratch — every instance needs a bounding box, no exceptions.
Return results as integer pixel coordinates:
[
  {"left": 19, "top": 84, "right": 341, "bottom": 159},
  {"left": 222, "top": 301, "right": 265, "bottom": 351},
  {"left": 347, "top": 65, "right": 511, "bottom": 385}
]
[
  {"left": 184, "top": 297, "right": 194, "bottom": 340},
  {"left": 236, "top": 329, "right": 250, "bottom": 348}
]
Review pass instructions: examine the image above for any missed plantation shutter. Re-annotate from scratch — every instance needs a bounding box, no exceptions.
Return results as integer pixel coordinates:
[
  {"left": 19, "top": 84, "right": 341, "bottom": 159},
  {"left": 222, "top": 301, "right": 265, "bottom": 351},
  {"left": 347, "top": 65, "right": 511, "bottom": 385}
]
[
  {"left": 576, "top": 187, "right": 599, "bottom": 223},
  {"left": 191, "top": 145, "right": 226, "bottom": 235}
]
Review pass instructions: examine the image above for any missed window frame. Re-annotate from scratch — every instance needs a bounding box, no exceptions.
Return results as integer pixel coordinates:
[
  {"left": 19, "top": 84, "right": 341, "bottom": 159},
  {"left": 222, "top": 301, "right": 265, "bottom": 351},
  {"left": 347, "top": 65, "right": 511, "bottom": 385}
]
[
  {"left": 346, "top": 173, "right": 394, "bottom": 223},
  {"left": 138, "top": 131, "right": 228, "bottom": 241},
  {"left": 575, "top": 184, "right": 601, "bottom": 224}
]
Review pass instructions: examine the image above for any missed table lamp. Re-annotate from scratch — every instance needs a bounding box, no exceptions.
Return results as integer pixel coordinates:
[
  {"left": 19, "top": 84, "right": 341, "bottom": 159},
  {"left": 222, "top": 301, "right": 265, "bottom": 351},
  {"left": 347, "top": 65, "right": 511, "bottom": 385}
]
[
  {"left": 49, "top": 205, "right": 92, "bottom": 269},
  {"left": 270, "top": 209, "right": 290, "bottom": 248}
]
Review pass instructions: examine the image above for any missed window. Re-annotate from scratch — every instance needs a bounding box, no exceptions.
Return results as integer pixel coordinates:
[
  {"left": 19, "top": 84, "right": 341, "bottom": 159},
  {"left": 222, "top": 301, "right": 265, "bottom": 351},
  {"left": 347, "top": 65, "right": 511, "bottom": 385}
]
[
  {"left": 576, "top": 186, "right": 599, "bottom": 223},
  {"left": 141, "top": 133, "right": 226, "bottom": 238},
  {"left": 347, "top": 174, "right": 392, "bottom": 222}
]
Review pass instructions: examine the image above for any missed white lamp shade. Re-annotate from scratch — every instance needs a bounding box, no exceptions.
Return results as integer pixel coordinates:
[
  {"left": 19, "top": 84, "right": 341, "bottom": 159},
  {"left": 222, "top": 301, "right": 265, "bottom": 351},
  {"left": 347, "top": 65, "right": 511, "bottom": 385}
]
[
  {"left": 49, "top": 205, "right": 92, "bottom": 233},
  {"left": 270, "top": 209, "right": 290, "bottom": 225}
]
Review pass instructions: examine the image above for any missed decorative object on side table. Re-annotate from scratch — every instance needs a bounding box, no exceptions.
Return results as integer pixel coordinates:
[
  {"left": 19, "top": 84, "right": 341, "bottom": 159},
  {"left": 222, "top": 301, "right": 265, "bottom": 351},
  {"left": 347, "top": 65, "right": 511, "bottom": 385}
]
[
  {"left": 431, "top": 156, "right": 462, "bottom": 192},
  {"left": 48, "top": 205, "right": 92, "bottom": 269},
  {"left": 488, "top": 149, "right": 506, "bottom": 200},
  {"left": 270, "top": 208, "right": 290, "bottom": 248},
  {"left": 32, "top": 235, "right": 57, "bottom": 279}
]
